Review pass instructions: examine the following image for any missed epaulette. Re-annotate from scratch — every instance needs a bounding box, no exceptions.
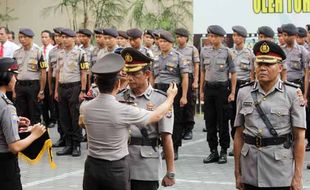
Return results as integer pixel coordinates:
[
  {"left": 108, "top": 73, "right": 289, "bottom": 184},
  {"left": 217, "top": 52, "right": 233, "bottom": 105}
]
[
  {"left": 117, "top": 88, "right": 129, "bottom": 95},
  {"left": 1, "top": 94, "right": 13, "bottom": 105},
  {"left": 283, "top": 81, "right": 300, "bottom": 88},
  {"left": 154, "top": 89, "right": 167, "bottom": 97},
  {"left": 239, "top": 81, "right": 255, "bottom": 88}
]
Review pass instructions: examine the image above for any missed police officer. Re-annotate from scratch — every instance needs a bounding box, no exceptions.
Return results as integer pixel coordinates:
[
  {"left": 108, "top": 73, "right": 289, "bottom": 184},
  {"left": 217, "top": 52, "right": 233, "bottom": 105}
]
[
  {"left": 127, "top": 28, "right": 152, "bottom": 57},
  {"left": 296, "top": 27, "right": 308, "bottom": 47},
  {"left": 175, "top": 27, "right": 200, "bottom": 140},
  {"left": 143, "top": 29, "right": 155, "bottom": 57},
  {"left": 257, "top": 26, "right": 275, "bottom": 42},
  {"left": 117, "top": 47, "right": 175, "bottom": 190},
  {"left": 200, "top": 25, "right": 236, "bottom": 164},
  {"left": 305, "top": 25, "right": 310, "bottom": 52},
  {"left": 49, "top": 27, "right": 65, "bottom": 147},
  {"left": 80, "top": 53, "right": 177, "bottom": 190},
  {"left": 13, "top": 28, "right": 47, "bottom": 125},
  {"left": 234, "top": 40, "right": 306, "bottom": 190},
  {"left": 281, "top": 24, "right": 309, "bottom": 103},
  {"left": 78, "top": 29, "right": 94, "bottom": 64},
  {"left": 102, "top": 28, "right": 119, "bottom": 55},
  {"left": 91, "top": 28, "right": 106, "bottom": 67},
  {"left": 54, "top": 28, "right": 89, "bottom": 157},
  {"left": 277, "top": 27, "right": 286, "bottom": 46},
  {"left": 229, "top": 26, "right": 255, "bottom": 156},
  {"left": 0, "top": 57, "right": 46, "bottom": 190},
  {"left": 117, "top": 30, "right": 129, "bottom": 48},
  {"left": 152, "top": 30, "right": 189, "bottom": 160}
]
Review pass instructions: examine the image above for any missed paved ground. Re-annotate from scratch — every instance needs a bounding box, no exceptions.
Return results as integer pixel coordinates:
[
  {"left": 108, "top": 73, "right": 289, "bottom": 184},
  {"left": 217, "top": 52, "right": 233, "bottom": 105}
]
[{"left": 20, "top": 115, "right": 310, "bottom": 190}]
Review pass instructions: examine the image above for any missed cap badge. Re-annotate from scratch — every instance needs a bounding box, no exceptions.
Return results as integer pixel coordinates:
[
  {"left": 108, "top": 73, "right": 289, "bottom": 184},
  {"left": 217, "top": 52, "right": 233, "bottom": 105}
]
[
  {"left": 125, "top": 53, "right": 133, "bottom": 63},
  {"left": 260, "top": 42, "right": 270, "bottom": 54}
]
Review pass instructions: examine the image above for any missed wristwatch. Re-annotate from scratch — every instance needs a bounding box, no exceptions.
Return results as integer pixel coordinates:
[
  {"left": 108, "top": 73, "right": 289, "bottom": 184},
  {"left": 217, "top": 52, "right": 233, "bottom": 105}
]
[
  {"left": 81, "top": 89, "right": 86, "bottom": 93},
  {"left": 166, "top": 172, "right": 175, "bottom": 179}
]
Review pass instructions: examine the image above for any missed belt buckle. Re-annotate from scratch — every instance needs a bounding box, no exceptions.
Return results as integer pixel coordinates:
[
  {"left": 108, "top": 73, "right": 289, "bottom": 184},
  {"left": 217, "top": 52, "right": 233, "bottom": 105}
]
[{"left": 255, "top": 136, "right": 262, "bottom": 148}]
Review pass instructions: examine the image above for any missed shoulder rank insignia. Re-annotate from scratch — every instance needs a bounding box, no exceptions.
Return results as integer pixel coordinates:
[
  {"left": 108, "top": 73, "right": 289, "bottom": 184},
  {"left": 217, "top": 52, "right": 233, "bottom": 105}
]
[
  {"left": 1, "top": 94, "right": 13, "bottom": 105},
  {"left": 154, "top": 89, "right": 167, "bottom": 97},
  {"left": 239, "top": 81, "right": 255, "bottom": 88},
  {"left": 283, "top": 81, "right": 300, "bottom": 88}
]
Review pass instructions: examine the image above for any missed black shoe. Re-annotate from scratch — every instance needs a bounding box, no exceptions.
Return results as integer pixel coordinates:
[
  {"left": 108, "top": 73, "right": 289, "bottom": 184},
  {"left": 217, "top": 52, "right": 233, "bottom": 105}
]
[
  {"left": 202, "top": 127, "right": 207, "bottom": 132},
  {"left": 306, "top": 144, "right": 310, "bottom": 151},
  {"left": 72, "top": 146, "right": 81, "bottom": 157},
  {"left": 228, "top": 150, "right": 234, "bottom": 156},
  {"left": 183, "top": 131, "right": 193, "bottom": 140},
  {"left": 53, "top": 139, "right": 65, "bottom": 147},
  {"left": 218, "top": 152, "right": 227, "bottom": 164},
  {"left": 203, "top": 150, "right": 219, "bottom": 164},
  {"left": 47, "top": 122, "right": 56, "bottom": 128},
  {"left": 56, "top": 146, "right": 72, "bottom": 156},
  {"left": 307, "top": 164, "right": 310, "bottom": 169}
]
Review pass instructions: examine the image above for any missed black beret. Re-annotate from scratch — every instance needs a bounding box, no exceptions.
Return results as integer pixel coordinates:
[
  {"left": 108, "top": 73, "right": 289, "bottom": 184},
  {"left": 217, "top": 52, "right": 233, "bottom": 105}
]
[
  {"left": 118, "top": 30, "right": 129, "bottom": 39},
  {"left": 175, "top": 28, "right": 189, "bottom": 37},
  {"left": 102, "top": 28, "right": 118, "bottom": 38},
  {"left": 253, "top": 40, "right": 286, "bottom": 64},
  {"left": 144, "top": 29, "right": 155, "bottom": 38},
  {"left": 61, "top": 28, "right": 76, "bottom": 37},
  {"left": 158, "top": 30, "right": 174, "bottom": 43},
  {"left": 19, "top": 28, "right": 34, "bottom": 37},
  {"left": 257, "top": 26, "right": 275, "bottom": 38},
  {"left": 152, "top": 29, "right": 164, "bottom": 38},
  {"left": 277, "top": 27, "right": 283, "bottom": 34},
  {"left": 114, "top": 47, "right": 124, "bottom": 54},
  {"left": 297, "top": 27, "right": 307, "bottom": 38},
  {"left": 207, "top": 25, "right": 226, "bottom": 36},
  {"left": 91, "top": 53, "right": 124, "bottom": 74},
  {"left": 53, "top": 27, "right": 64, "bottom": 34},
  {"left": 121, "top": 47, "right": 153, "bottom": 73},
  {"left": 306, "top": 24, "right": 310, "bottom": 31},
  {"left": 127, "top": 28, "right": 142, "bottom": 39},
  {"left": 94, "top": 28, "right": 104, "bottom": 34},
  {"left": 0, "top": 58, "right": 19, "bottom": 74},
  {"left": 281, "top": 24, "right": 298, "bottom": 36},
  {"left": 78, "top": 29, "right": 93, "bottom": 37},
  {"left": 232, "top": 25, "right": 247, "bottom": 38}
]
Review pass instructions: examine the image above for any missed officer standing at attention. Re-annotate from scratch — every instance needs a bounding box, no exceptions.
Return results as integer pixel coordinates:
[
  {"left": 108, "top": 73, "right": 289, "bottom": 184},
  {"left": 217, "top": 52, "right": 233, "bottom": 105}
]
[
  {"left": 54, "top": 28, "right": 88, "bottom": 157},
  {"left": 102, "top": 28, "right": 119, "bottom": 55},
  {"left": 127, "top": 28, "right": 152, "bottom": 57},
  {"left": 281, "top": 24, "right": 309, "bottom": 105},
  {"left": 117, "top": 30, "right": 130, "bottom": 48},
  {"left": 229, "top": 26, "right": 255, "bottom": 156},
  {"left": 80, "top": 53, "right": 177, "bottom": 190},
  {"left": 152, "top": 30, "right": 189, "bottom": 160},
  {"left": 234, "top": 40, "right": 306, "bottom": 190},
  {"left": 49, "top": 27, "right": 65, "bottom": 147},
  {"left": 13, "top": 28, "right": 47, "bottom": 124},
  {"left": 257, "top": 26, "right": 275, "bottom": 42},
  {"left": 296, "top": 27, "right": 309, "bottom": 47},
  {"left": 277, "top": 27, "right": 286, "bottom": 46},
  {"left": 90, "top": 28, "right": 106, "bottom": 67},
  {"left": 117, "top": 47, "right": 175, "bottom": 190},
  {"left": 175, "top": 28, "right": 200, "bottom": 140},
  {"left": 78, "top": 29, "right": 94, "bottom": 64},
  {"left": 0, "top": 57, "right": 46, "bottom": 190},
  {"left": 200, "top": 25, "right": 236, "bottom": 164}
]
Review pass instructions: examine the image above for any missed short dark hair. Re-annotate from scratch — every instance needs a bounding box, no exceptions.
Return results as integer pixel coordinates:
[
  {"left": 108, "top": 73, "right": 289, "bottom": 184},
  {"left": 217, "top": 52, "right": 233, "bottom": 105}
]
[
  {"left": 9, "top": 31, "right": 15, "bottom": 39},
  {"left": 0, "top": 26, "right": 9, "bottom": 34},
  {"left": 95, "top": 74, "right": 119, "bottom": 93},
  {"left": 41, "top": 30, "right": 52, "bottom": 37},
  {"left": 0, "top": 72, "right": 13, "bottom": 86}
]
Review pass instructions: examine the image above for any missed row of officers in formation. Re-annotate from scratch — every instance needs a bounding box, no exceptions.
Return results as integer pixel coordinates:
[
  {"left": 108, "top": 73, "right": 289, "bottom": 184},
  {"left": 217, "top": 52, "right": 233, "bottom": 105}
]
[{"left": 0, "top": 23, "right": 310, "bottom": 190}]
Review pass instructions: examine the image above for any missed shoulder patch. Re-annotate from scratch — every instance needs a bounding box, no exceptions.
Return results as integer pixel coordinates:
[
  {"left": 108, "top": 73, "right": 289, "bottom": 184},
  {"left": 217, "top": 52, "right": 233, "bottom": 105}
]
[
  {"left": 154, "top": 89, "right": 167, "bottom": 97},
  {"left": 240, "top": 81, "right": 255, "bottom": 88},
  {"left": 1, "top": 94, "right": 13, "bottom": 105},
  {"left": 283, "top": 81, "right": 300, "bottom": 88}
]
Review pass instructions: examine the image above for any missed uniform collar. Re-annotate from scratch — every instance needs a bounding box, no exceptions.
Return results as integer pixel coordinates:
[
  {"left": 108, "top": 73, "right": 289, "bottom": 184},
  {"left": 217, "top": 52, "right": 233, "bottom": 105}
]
[
  {"left": 252, "top": 78, "right": 284, "bottom": 95},
  {"left": 283, "top": 41, "right": 299, "bottom": 50},
  {"left": 128, "top": 85, "right": 153, "bottom": 100}
]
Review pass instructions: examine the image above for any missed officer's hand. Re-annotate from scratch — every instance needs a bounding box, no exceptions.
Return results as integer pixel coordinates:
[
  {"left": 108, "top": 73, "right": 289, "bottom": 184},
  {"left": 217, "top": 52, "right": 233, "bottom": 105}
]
[
  {"left": 37, "top": 93, "right": 44, "bottom": 102},
  {"left": 12, "top": 90, "right": 16, "bottom": 101},
  {"left": 228, "top": 93, "right": 235, "bottom": 103},
  {"left": 161, "top": 176, "right": 175, "bottom": 187},
  {"left": 79, "top": 92, "right": 86, "bottom": 102},
  {"left": 235, "top": 174, "right": 244, "bottom": 190},
  {"left": 180, "top": 96, "right": 187, "bottom": 107},
  {"left": 54, "top": 92, "right": 59, "bottom": 102},
  {"left": 18, "top": 116, "right": 30, "bottom": 127},
  {"left": 167, "top": 82, "right": 178, "bottom": 99},
  {"left": 30, "top": 123, "right": 46, "bottom": 139},
  {"left": 192, "top": 80, "right": 199, "bottom": 90},
  {"left": 200, "top": 91, "right": 204, "bottom": 101},
  {"left": 291, "top": 174, "right": 303, "bottom": 190}
]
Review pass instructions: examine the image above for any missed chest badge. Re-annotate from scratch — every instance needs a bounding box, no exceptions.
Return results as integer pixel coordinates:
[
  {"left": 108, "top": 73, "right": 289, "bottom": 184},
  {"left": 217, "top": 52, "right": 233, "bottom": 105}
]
[
  {"left": 146, "top": 101, "right": 155, "bottom": 111},
  {"left": 243, "top": 102, "right": 253, "bottom": 107}
]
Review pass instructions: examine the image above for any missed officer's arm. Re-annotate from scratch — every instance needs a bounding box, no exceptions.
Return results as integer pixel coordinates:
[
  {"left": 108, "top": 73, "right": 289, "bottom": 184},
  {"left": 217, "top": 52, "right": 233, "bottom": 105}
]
[
  {"left": 230, "top": 72, "right": 237, "bottom": 95},
  {"left": 304, "top": 67, "right": 308, "bottom": 100},
  {"left": 161, "top": 132, "right": 175, "bottom": 173},
  {"left": 200, "top": 66, "right": 205, "bottom": 95},
  {"left": 291, "top": 127, "right": 305, "bottom": 184},
  {"left": 48, "top": 62, "right": 53, "bottom": 96},
  {"left": 38, "top": 55, "right": 47, "bottom": 93},
  {"left": 181, "top": 73, "right": 189, "bottom": 98},
  {"left": 234, "top": 126, "right": 244, "bottom": 188}
]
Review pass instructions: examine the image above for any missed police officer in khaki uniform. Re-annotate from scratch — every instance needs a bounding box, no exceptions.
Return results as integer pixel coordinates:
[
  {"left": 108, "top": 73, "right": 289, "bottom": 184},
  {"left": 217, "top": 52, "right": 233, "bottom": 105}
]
[
  {"left": 127, "top": 28, "right": 153, "bottom": 57},
  {"left": 117, "top": 30, "right": 130, "bottom": 48},
  {"left": 90, "top": 28, "right": 106, "bottom": 67},
  {"left": 102, "top": 28, "right": 119, "bottom": 56},
  {"left": 117, "top": 47, "right": 175, "bottom": 190},
  {"left": 234, "top": 40, "right": 306, "bottom": 190},
  {"left": 152, "top": 30, "right": 189, "bottom": 160},
  {"left": 277, "top": 27, "right": 286, "bottom": 46},
  {"left": 305, "top": 25, "right": 310, "bottom": 52},
  {"left": 175, "top": 28, "right": 200, "bottom": 140},
  {"left": 0, "top": 57, "right": 46, "bottom": 190},
  {"left": 54, "top": 28, "right": 89, "bottom": 157},
  {"left": 78, "top": 29, "right": 94, "bottom": 64},
  {"left": 49, "top": 27, "right": 65, "bottom": 147},
  {"left": 200, "top": 25, "right": 236, "bottom": 164},
  {"left": 257, "top": 26, "right": 275, "bottom": 42},
  {"left": 296, "top": 27, "right": 308, "bottom": 47},
  {"left": 80, "top": 53, "right": 178, "bottom": 190},
  {"left": 229, "top": 26, "right": 255, "bottom": 156},
  {"left": 14, "top": 28, "right": 47, "bottom": 125}
]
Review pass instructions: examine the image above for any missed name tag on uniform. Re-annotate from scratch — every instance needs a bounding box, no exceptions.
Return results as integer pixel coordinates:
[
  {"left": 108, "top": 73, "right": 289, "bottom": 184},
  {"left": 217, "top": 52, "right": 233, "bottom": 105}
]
[{"left": 243, "top": 102, "right": 253, "bottom": 107}]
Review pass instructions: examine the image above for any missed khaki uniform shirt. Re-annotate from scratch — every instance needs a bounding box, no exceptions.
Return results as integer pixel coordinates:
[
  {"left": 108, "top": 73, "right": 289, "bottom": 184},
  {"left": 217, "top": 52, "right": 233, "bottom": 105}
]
[
  {"left": 234, "top": 79, "right": 306, "bottom": 187},
  {"left": 48, "top": 46, "right": 62, "bottom": 78},
  {"left": 230, "top": 46, "right": 255, "bottom": 81},
  {"left": 90, "top": 46, "right": 106, "bottom": 67},
  {"left": 176, "top": 45, "right": 200, "bottom": 74},
  {"left": 116, "top": 85, "right": 173, "bottom": 180}
]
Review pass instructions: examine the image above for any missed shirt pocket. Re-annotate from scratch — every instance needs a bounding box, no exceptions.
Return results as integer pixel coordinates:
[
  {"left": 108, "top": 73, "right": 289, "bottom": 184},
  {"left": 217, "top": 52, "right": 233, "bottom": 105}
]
[
  {"left": 239, "top": 59, "right": 251, "bottom": 71},
  {"left": 239, "top": 106, "right": 254, "bottom": 116},
  {"left": 27, "top": 58, "right": 38, "bottom": 72},
  {"left": 165, "top": 63, "right": 178, "bottom": 74},
  {"left": 269, "top": 107, "right": 290, "bottom": 127},
  {"left": 140, "top": 146, "right": 159, "bottom": 159},
  {"left": 274, "top": 148, "right": 293, "bottom": 160},
  {"left": 203, "top": 58, "right": 211, "bottom": 70},
  {"left": 216, "top": 59, "right": 226, "bottom": 72},
  {"left": 241, "top": 143, "right": 250, "bottom": 157},
  {"left": 290, "top": 57, "right": 301, "bottom": 70}
]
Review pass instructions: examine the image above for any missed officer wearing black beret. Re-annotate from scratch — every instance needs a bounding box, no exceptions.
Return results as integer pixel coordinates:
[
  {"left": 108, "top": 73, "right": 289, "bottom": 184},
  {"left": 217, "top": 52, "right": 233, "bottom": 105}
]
[
  {"left": 277, "top": 27, "right": 286, "bottom": 46},
  {"left": 232, "top": 25, "right": 247, "bottom": 38},
  {"left": 257, "top": 26, "right": 275, "bottom": 41},
  {"left": 101, "top": 28, "right": 118, "bottom": 55},
  {"left": 91, "top": 28, "right": 106, "bottom": 68},
  {"left": 78, "top": 29, "right": 93, "bottom": 37},
  {"left": 143, "top": 29, "right": 155, "bottom": 52},
  {"left": 61, "top": 28, "right": 76, "bottom": 37},
  {"left": 0, "top": 57, "right": 46, "bottom": 190},
  {"left": 207, "top": 25, "right": 226, "bottom": 36},
  {"left": 80, "top": 53, "right": 178, "bottom": 190},
  {"left": 19, "top": 28, "right": 35, "bottom": 38},
  {"left": 127, "top": 28, "right": 153, "bottom": 57},
  {"left": 281, "top": 23, "right": 298, "bottom": 36},
  {"left": 117, "top": 30, "right": 129, "bottom": 48}
]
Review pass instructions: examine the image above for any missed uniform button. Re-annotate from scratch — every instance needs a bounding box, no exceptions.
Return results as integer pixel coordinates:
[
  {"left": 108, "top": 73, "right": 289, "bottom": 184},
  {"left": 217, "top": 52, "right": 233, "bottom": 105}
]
[
  {"left": 263, "top": 97, "right": 266, "bottom": 101},
  {"left": 149, "top": 152, "right": 152, "bottom": 155}
]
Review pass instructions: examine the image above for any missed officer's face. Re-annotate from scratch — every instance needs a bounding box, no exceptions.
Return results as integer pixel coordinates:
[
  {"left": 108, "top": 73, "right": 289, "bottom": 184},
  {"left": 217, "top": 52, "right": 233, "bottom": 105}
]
[
  {"left": 255, "top": 62, "right": 282, "bottom": 83},
  {"left": 258, "top": 34, "right": 274, "bottom": 42},
  {"left": 117, "top": 36, "right": 128, "bottom": 47},
  {"left": 54, "top": 33, "right": 63, "bottom": 45},
  {"left": 232, "top": 32, "right": 244, "bottom": 45},
  {"left": 208, "top": 34, "right": 223, "bottom": 46},
  {"left": 277, "top": 33, "right": 285, "bottom": 46},
  {"left": 79, "top": 34, "right": 91, "bottom": 45},
  {"left": 0, "top": 28, "right": 8, "bottom": 43},
  {"left": 282, "top": 32, "right": 296, "bottom": 45},
  {"left": 158, "top": 39, "right": 172, "bottom": 52},
  {"left": 41, "top": 32, "right": 51, "bottom": 46},
  {"left": 127, "top": 70, "right": 149, "bottom": 89},
  {"left": 129, "top": 38, "right": 141, "bottom": 49},
  {"left": 143, "top": 34, "right": 154, "bottom": 47},
  {"left": 18, "top": 34, "right": 32, "bottom": 47},
  {"left": 307, "top": 30, "right": 310, "bottom": 42},
  {"left": 296, "top": 36, "right": 306, "bottom": 45},
  {"left": 7, "top": 74, "right": 17, "bottom": 92},
  {"left": 104, "top": 35, "right": 117, "bottom": 49},
  {"left": 176, "top": 35, "right": 187, "bottom": 46},
  {"left": 95, "top": 34, "right": 105, "bottom": 46},
  {"left": 62, "top": 35, "right": 75, "bottom": 48}
]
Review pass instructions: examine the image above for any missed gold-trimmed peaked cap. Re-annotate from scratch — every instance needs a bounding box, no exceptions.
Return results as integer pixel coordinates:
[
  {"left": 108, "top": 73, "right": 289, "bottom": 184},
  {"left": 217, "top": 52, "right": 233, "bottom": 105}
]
[
  {"left": 253, "top": 40, "right": 286, "bottom": 64},
  {"left": 121, "top": 47, "right": 153, "bottom": 73}
]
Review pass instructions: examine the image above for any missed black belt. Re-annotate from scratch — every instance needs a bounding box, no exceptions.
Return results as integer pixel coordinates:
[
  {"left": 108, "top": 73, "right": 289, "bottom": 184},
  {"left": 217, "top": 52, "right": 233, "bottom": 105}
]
[
  {"left": 205, "top": 81, "right": 228, "bottom": 88},
  {"left": 243, "top": 134, "right": 288, "bottom": 148},
  {"left": 17, "top": 80, "right": 39, "bottom": 86},
  {"left": 129, "top": 137, "right": 159, "bottom": 146},
  {"left": 59, "top": 81, "right": 80, "bottom": 88},
  {"left": 0, "top": 152, "right": 17, "bottom": 160},
  {"left": 154, "top": 83, "right": 180, "bottom": 91}
]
